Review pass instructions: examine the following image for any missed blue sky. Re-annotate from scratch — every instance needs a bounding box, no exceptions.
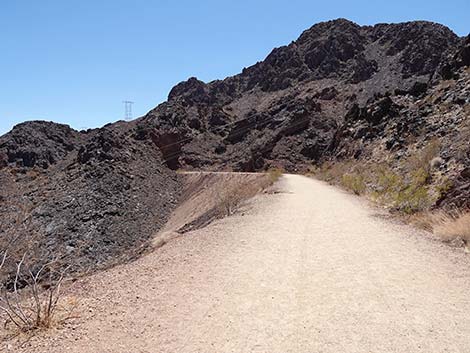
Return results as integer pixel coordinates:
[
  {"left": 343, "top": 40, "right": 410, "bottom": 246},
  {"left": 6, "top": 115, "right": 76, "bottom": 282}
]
[{"left": 1, "top": 0, "right": 468, "bottom": 135}]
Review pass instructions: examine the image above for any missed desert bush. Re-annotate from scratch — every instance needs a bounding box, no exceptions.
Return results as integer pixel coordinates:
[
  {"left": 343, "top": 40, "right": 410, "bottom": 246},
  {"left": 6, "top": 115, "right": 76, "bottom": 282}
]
[
  {"left": 313, "top": 161, "right": 352, "bottom": 183},
  {"left": 216, "top": 183, "right": 244, "bottom": 216},
  {"left": 314, "top": 161, "right": 369, "bottom": 195},
  {"left": 0, "top": 202, "right": 72, "bottom": 334},
  {"left": 406, "top": 138, "right": 441, "bottom": 180},
  {"left": 311, "top": 139, "right": 448, "bottom": 214},
  {"left": 374, "top": 165, "right": 402, "bottom": 194},
  {"left": 314, "top": 158, "right": 437, "bottom": 214},
  {"left": 0, "top": 203, "right": 39, "bottom": 282},
  {"left": 432, "top": 212, "right": 470, "bottom": 252},
  {"left": 391, "top": 184, "right": 431, "bottom": 214},
  {"left": 215, "top": 179, "right": 259, "bottom": 217},
  {"left": 267, "top": 167, "right": 283, "bottom": 183},
  {"left": 0, "top": 253, "right": 70, "bottom": 333},
  {"left": 215, "top": 173, "right": 279, "bottom": 217},
  {"left": 341, "top": 173, "right": 366, "bottom": 195},
  {"left": 435, "top": 177, "right": 454, "bottom": 196},
  {"left": 410, "top": 167, "right": 429, "bottom": 186},
  {"left": 371, "top": 164, "right": 433, "bottom": 213}
]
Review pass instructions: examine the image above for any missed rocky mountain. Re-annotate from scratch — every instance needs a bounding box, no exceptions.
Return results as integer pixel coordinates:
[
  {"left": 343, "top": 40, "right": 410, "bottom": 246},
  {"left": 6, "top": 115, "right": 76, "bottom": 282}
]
[
  {"left": 0, "top": 19, "right": 469, "bottom": 275},
  {"left": 140, "top": 19, "right": 463, "bottom": 170}
]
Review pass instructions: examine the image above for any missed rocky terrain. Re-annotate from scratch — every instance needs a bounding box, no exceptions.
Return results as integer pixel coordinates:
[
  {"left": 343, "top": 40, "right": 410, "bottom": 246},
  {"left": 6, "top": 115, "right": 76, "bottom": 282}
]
[
  {"left": 140, "top": 20, "right": 465, "bottom": 169},
  {"left": 0, "top": 120, "right": 179, "bottom": 276},
  {"left": 0, "top": 19, "right": 469, "bottom": 277},
  {"left": 140, "top": 19, "right": 469, "bottom": 207}
]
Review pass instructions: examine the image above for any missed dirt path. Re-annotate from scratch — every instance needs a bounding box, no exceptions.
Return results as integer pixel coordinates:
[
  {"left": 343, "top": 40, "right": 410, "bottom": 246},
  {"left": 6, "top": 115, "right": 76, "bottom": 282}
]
[{"left": 8, "top": 175, "right": 470, "bottom": 352}]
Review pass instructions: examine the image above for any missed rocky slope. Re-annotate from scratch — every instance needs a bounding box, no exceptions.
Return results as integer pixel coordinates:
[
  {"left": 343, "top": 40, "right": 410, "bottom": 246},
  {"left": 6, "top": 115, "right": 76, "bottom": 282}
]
[
  {"left": 331, "top": 35, "right": 470, "bottom": 209},
  {"left": 0, "top": 19, "right": 468, "bottom": 276},
  {"left": 139, "top": 19, "right": 469, "bottom": 207},
  {"left": 139, "top": 19, "right": 463, "bottom": 169},
  {"left": 0, "top": 120, "right": 180, "bottom": 275}
]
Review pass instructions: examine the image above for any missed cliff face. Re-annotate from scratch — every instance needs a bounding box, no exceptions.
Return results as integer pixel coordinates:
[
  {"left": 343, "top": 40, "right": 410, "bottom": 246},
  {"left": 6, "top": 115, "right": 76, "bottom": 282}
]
[{"left": 1, "top": 19, "right": 469, "bottom": 274}]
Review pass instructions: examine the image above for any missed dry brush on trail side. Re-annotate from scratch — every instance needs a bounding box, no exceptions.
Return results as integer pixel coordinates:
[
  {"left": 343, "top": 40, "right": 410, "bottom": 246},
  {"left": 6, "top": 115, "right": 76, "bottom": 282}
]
[{"left": 154, "top": 170, "right": 282, "bottom": 247}]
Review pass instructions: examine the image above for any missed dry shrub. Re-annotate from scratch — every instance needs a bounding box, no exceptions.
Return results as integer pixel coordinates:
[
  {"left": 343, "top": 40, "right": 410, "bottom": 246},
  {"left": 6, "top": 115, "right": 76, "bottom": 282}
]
[
  {"left": 0, "top": 202, "right": 73, "bottom": 335},
  {"left": 0, "top": 202, "right": 44, "bottom": 283},
  {"left": 267, "top": 167, "right": 283, "bottom": 183},
  {"left": 0, "top": 254, "right": 70, "bottom": 333},
  {"left": 313, "top": 160, "right": 353, "bottom": 183},
  {"left": 403, "top": 212, "right": 434, "bottom": 232},
  {"left": 432, "top": 212, "right": 470, "bottom": 251},
  {"left": 312, "top": 147, "right": 442, "bottom": 214},
  {"left": 215, "top": 173, "right": 279, "bottom": 217},
  {"left": 216, "top": 182, "right": 244, "bottom": 216},
  {"left": 215, "top": 180, "right": 260, "bottom": 216},
  {"left": 341, "top": 173, "right": 366, "bottom": 195},
  {"left": 406, "top": 138, "right": 441, "bottom": 179},
  {"left": 213, "top": 178, "right": 238, "bottom": 216}
]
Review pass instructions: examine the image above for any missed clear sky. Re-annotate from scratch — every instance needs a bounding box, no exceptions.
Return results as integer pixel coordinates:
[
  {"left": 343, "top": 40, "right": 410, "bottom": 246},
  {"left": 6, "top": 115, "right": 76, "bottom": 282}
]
[{"left": 1, "top": 0, "right": 468, "bottom": 135}]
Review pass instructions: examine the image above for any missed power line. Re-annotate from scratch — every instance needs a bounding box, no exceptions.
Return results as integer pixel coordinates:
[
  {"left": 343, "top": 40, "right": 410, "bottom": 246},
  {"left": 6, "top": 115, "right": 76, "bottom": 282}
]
[{"left": 123, "top": 101, "right": 134, "bottom": 121}]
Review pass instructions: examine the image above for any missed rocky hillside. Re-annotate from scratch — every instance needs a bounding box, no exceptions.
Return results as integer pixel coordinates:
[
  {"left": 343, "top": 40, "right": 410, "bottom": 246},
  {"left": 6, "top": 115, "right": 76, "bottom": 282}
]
[
  {"left": 0, "top": 120, "right": 180, "bottom": 275},
  {"left": 139, "top": 19, "right": 469, "bottom": 207},
  {"left": 0, "top": 19, "right": 468, "bottom": 275},
  {"left": 139, "top": 20, "right": 463, "bottom": 169}
]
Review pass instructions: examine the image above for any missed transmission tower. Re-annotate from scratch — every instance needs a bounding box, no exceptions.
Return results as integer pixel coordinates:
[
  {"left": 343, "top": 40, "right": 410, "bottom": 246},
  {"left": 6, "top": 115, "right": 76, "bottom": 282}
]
[{"left": 123, "top": 100, "right": 134, "bottom": 121}]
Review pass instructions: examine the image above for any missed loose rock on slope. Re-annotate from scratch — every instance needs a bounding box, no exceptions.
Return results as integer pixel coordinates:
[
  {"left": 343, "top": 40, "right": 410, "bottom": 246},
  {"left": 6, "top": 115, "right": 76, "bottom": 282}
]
[{"left": 0, "top": 120, "right": 180, "bottom": 275}]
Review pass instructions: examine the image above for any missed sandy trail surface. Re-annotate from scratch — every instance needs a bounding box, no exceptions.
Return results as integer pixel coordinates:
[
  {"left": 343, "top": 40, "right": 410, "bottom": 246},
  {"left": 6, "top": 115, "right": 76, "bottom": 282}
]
[{"left": 7, "top": 174, "right": 470, "bottom": 352}]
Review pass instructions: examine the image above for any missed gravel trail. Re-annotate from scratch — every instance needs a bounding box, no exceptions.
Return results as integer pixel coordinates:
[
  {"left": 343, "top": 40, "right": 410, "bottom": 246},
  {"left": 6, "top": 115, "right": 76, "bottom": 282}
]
[{"left": 9, "top": 174, "right": 470, "bottom": 352}]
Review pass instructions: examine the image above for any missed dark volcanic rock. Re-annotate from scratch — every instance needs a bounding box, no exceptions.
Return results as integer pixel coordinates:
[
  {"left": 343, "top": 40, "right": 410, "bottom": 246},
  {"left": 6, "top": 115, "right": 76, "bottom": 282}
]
[
  {"left": 373, "top": 21, "right": 459, "bottom": 77},
  {"left": 142, "top": 19, "right": 461, "bottom": 172},
  {"left": 0, "top": 120, "right": 180, "bottom": 276},
  {"left": 439, "top": 35, "right": 470, "bottom": 79},
  {"left": 0, "top": 121, "right": 81, "bottom": 169}
]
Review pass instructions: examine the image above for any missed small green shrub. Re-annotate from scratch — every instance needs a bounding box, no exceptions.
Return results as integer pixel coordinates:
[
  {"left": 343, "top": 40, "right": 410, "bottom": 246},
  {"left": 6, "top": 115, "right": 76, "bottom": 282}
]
[
  {"left": 391, "top": 184, "right": 431, "bottom": 214},
  {"left": 267, "top": 167, "right": 283, "bottom": 183},
  {"left": 341, "top": 174, "right": 366, "bottom": 195},
  {"left": 310, "top": 146, "right": 446, "bottom": 215},
  {"left": 411, "top": 167, "right": 429, "bottom": 186},
  {"left": 436, "top": 177, "right": 453, "bottom": 197},
  {"left": 371, "top": 165, "right": 433, "bottom": 213},
  {"left": 375, "top": 165, "right": 403, "bottom": 195}
]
